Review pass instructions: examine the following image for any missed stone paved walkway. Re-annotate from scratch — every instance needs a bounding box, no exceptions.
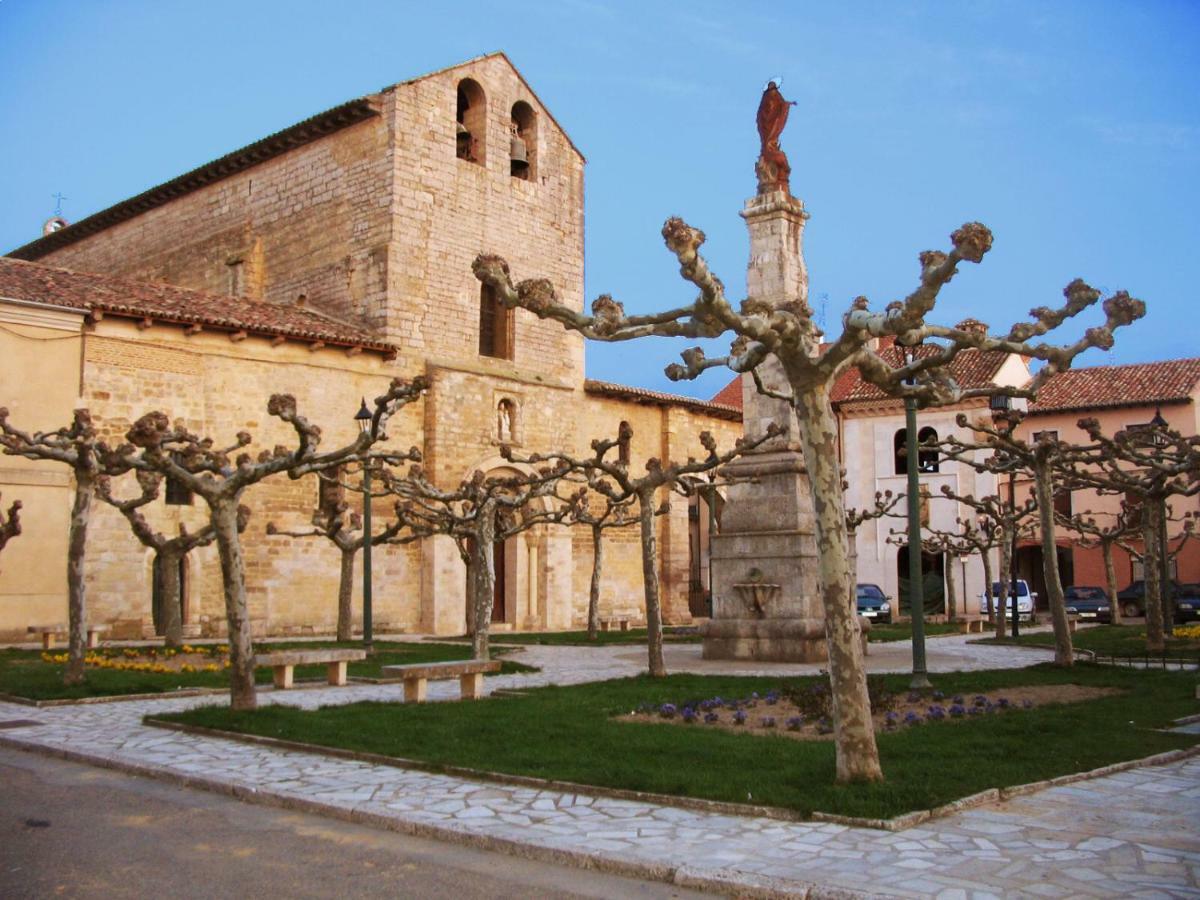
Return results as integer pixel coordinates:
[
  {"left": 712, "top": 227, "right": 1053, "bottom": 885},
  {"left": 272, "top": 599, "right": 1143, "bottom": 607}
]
[{"left": 1, "top": 637, "right": 1197, "bottom": 898}]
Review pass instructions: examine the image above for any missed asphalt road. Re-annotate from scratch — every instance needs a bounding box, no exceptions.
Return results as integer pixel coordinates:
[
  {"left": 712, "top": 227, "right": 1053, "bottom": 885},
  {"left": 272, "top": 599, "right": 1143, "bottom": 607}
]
[{"left": 0, "top": 745, "right": 712, "bottom": 899}]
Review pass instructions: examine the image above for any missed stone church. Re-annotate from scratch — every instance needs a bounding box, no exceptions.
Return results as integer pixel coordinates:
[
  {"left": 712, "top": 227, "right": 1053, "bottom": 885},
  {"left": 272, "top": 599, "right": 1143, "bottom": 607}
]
[{"left": 0, "top": 53, "right": 741, "bottom": 641}]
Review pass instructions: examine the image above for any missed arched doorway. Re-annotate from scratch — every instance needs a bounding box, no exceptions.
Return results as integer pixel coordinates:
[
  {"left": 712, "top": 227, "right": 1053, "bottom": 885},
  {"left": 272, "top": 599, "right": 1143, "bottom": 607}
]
[{"left": 895, "top": 545, "right": 945, "bottom": 617}]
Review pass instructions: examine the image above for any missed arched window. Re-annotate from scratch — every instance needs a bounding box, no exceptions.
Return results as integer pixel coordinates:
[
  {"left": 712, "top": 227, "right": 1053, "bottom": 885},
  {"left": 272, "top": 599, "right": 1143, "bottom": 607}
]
[
  {"left": 509, "top": 101, "right": 536, "bottom": 181},
  {"left": 479, "top": 283, "right": 513, "bottom": 359},
  {"left": 456, "top": 79, "right": 486, "bottom": 165},
  {"left": 893, "top": 427, "right": 940, "bottom": 474},
  {"left": 917, "top": 426, "right": 939, "bottom": 473}
]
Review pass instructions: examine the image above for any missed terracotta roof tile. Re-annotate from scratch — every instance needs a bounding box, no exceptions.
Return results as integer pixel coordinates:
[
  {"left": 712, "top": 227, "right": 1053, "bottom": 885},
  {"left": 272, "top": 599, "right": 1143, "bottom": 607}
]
[
  {"left": 1028, "top": 358, "right": 1200, "bottom": 414},
  {"left": 710, "top": 376, "right": 743, "bottom": 410},
  {"left": 832, "top": 346, "right": 1008, "bottom": 406},
  {"left": 0, "top": 257, "right": 396, "bottom": 356},
  {"left": 584, "top": 380, "right": 741, "bottom": 421}
]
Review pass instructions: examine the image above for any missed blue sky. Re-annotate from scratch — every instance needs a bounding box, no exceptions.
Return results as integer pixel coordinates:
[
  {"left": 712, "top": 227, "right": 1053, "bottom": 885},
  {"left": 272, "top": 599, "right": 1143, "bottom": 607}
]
[{"left": 2, "top": 1, "right": 1197, "bottom": 399}]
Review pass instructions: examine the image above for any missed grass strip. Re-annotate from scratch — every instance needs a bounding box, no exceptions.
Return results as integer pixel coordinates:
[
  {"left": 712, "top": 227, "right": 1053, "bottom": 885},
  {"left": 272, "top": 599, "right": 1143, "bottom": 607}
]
[{"left": 159, "top": 664, "right": 1199, "bottom": 820}]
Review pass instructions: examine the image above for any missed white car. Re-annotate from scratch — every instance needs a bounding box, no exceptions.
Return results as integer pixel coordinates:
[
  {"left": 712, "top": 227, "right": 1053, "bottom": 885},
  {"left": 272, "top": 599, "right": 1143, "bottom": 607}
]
[{"left": 981, "top": 580, "right": 1037, "bottom": 622}]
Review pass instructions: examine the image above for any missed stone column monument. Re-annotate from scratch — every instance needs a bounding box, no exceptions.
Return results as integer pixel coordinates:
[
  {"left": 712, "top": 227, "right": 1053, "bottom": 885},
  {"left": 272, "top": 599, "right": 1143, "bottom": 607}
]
[{"left": 701, "top": 81, "right": 827, "bottom": 662}]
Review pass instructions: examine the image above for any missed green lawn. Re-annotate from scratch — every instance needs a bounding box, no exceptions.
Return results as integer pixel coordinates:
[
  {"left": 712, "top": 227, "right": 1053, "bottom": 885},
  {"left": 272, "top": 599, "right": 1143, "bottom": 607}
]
[
  {"left": 485, "top": 627, "right": 702, "bottom": 646},
  {"left": 158, "top": 664, "right": 1199, "bottom": 820},
  {"left": 979, "top": 625, "right": 1200, "bottom": 659},
  {"left": 867, "top": 621, "right": 963, "bottom": 643},
  {"left": 0, "top": 640, "right": 536, "bottom": 702}
]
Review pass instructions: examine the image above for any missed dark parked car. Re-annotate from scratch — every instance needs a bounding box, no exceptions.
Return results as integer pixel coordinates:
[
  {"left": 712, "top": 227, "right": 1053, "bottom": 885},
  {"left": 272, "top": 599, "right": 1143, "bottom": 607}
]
[
  {"left": 855, "top": 583, "right": 892, "bottom": 624},
  {"left": 1063, "top": 585, "right": 1112, "bottom": 624},
  {"left": 1116, "top": 580, "right": 1190, "bottom": 620},
  {"left": 1175, "top": 583, "right": 1200, "bottom": 624}
]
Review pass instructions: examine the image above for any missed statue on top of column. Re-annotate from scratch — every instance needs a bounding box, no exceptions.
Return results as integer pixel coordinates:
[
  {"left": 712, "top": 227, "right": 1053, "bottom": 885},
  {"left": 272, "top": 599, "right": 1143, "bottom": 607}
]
[{"left": 755, "top": 79, "right": 797, "bottom": 196}]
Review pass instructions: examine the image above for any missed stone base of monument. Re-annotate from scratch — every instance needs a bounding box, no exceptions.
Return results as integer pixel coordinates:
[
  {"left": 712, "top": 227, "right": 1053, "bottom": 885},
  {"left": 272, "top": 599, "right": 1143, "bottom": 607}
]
[{"left": 700, "top": 617, "right": 828, "bottom": 662}]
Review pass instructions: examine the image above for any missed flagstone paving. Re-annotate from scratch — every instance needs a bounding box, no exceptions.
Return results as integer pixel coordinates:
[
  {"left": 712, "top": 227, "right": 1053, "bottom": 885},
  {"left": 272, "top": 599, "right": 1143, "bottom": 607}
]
[{"left": 1, "top": 637, "right": 1196, "bottom": 897}]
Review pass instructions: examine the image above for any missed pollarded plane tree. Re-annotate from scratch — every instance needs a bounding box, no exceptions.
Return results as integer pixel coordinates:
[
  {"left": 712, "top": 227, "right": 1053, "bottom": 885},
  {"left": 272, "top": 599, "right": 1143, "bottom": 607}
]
[
  {"left": 122, "top": 378, "right": 427, "bottom": 710},
  {"left": 1055, "top": 503, "right": 1140, "bottom": 626},
  {"left": 267, "top": 449, "right": 422, "bottom": 642},
  {"left": 387, "top": 462, "right": 583, "bottom": 661},
  {"left": 474, "top": 229, "right": 1142, "bottom": 783},
  {"left": 506, "top": 421, "right": 779, "bottom": 678},
  {"left": 845, "top": 489, "right": 902, "bottom": 613},
  {"left": 567, "top": 489, "right": 639, "bottom": 641},
  {"left": 0, "top": 492, "right": 20, "bottom": 559},
  {"left": 1066, "top": 417, "right": 1200, "bottom": 651},
  {"left": 0, "top": 408, "right": 131, "bottom": 685},
  {"left": 939, "top": 411, "right": 1098, "bottom": 667},
  {"left": 96, "top": 470, "right": 249, "bottom": 648},
  {"left": 1115, "top": 511, "right": 1196, "bottom": 636}
]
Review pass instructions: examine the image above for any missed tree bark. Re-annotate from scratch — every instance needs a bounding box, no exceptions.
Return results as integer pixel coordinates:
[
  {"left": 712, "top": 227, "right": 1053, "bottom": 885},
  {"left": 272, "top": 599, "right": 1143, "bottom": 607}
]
[
  {"left": 213, "top": 499, "right": 256, "bottom": 711},
  {"left": 638, "top": 488, "right": 666, "bottom": 677},
  {"left": 469, "top": 511, "right": 496, "bottom": 661},
  {"left": 1033, "top": 456, "right": 1073, "bottom": 666},
  {"left": 64, "top": 471, "right": 93, "bottom": 685},
  {"left": 1103, "top": 539, "right": 1122, "bottom": 626},
  {"left": 158, "top": 547, "right": 184, "bottom": 649},
  {"left": 995, "top": 526, "right": 1011, "bottom": 639},
  {"left": 588, "top": 524, "right": 603, "bottom": 641},
  {"left": 337, "top": 546, "right": 356, "bottom": 642},
  {"left": 793, "top": 386, "right": 883, "bottom": 783},
  {"left": 1142, "top": 511, "right": 1164, "bottom": 652}
]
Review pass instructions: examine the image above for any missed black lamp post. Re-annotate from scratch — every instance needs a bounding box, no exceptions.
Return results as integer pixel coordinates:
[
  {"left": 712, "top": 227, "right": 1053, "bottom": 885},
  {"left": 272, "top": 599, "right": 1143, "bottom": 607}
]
[
  {"left": 354, "top": 398, "right": 374, "bottom": 653},
  {"left": 901, "top": 345, "right": 931, "bottom": 689},
  {"left": 1149, "top": 406, "right": 1172, "bottom": 633},
  {"left": 989, "top": 395, "right": 1021, "bottom": 638}
]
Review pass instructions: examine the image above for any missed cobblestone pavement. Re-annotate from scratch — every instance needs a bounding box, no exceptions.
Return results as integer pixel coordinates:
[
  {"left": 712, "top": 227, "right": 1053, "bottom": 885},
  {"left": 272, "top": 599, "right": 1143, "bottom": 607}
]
[{"left": 1, "top": 637, "right": 1196, "bottom": 898}]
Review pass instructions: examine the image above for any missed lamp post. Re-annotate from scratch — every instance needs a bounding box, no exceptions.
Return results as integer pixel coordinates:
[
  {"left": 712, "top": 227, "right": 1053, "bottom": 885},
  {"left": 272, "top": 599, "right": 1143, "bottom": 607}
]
[
  {"left": 354, "top": 398, "right": 374, "bottom": 653},
  {"left": 989, "top": 395, "right": 1020, "bottom": 639},
  {"left": 1150, "top": 406, "right": 1172, "bottom": 634},
  {"left": 901, "top": 345, "right": 931, "bottom": 689}
]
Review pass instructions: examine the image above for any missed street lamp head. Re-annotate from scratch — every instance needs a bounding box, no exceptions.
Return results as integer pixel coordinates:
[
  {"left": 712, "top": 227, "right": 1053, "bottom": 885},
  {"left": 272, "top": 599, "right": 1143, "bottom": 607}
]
[
  {"left": 354, "top": 398, "right": 372, "bottom": 435},
  {"left": 1150, "top": 406, "right": 1168, "bottom": 429}
]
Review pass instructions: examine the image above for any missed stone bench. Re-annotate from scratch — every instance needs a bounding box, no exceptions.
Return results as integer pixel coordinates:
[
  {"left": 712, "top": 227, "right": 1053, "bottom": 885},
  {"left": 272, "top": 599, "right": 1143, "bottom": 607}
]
[
  {"left": 956, "top": 617, "right": 987, "bottom": 634},
  {"left": 254, "top": 648, "right": 366, "bottom": 689},
  {"left": 28, "top": 624, "right": 110, "bottom": 650},
  {"left": 599, "top": 616, "right": 632, "bottom": 632},
  {"left": 380, "top": 659, "right": 501, "bottom": 703}
]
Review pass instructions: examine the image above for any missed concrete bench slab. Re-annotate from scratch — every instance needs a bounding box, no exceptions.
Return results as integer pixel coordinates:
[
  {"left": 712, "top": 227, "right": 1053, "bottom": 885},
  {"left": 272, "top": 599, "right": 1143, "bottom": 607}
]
[
  {"left": 28, "top": 624, "right": 110, "bottom": 650},
  {"left": 599, "top": 617, "right": 632, "bottom": 633},
  {"left": 380, "top": 659, "right": 501, "bottom": 703},
  {"left": 253, "top": 648, "right": 367, "bottom": 689}
]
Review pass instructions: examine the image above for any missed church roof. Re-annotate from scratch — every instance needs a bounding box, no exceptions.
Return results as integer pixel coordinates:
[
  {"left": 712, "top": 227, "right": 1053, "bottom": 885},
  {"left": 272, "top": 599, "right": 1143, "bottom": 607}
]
[
  {"left": 710, "top": 376, "right": 743, "bottom": 410},
  {"left": 585, "top": 380, "right": 742, "bottom": 421},
  {"left": 0, "top": 257, "right": 396, "bottom": 357},
  {"left": 831, "top": 346, "right": 1009, "bottom": 407},
  {"left": 1027, "top": 358, "right": 1200, "bottom": 415}
]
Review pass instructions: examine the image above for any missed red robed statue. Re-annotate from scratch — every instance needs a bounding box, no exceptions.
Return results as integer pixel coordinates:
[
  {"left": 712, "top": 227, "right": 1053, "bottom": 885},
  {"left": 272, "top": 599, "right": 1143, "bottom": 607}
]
[{"left": 755, "top": 80, "right": 797, "bottom": 196}]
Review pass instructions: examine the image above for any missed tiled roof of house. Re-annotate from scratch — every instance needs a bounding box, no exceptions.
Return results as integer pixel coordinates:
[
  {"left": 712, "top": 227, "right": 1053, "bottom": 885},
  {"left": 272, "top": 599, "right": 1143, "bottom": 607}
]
[
  {"left": 0, "top": 257, "right": 396, "bottom": 356},
  {"left": 832, "top": 346, "right": 1009, "bottom": 406},
  {"left": 710, "top": 376, "right": 743, "bottom": 410},
  {"left": 8, "top": 97, "right": 381, "bottom": 262},
  {"left": 1027, "top": 358, "right": 1200, "bottom": 414},
  {"left": 584, "top": 380, "right": 742, "bottom": 421}
]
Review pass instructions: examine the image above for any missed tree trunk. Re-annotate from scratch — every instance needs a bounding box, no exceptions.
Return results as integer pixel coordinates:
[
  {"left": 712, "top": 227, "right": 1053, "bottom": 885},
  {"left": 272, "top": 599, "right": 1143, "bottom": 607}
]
[
  {"left": 1142, "top": 511, "right": 1164, "bottom": 652},
  {"left": 944, "top": 553, "right": 957, "bottom": 620},
  {"left": 981, "top": 548, "right": 993, "bottom": 621},
  {"left": 588, "top": 524, "right": 603, "bottom": 641},
  {"left": 158, "top": 547, "right": 184, "bottom": 649},
  {"left": 995, "top": 527, "right": 1011, "bottom": 639},
  {"left": 1033, "top": 456, "right": 1073, "bottom": 667},
  {"left": 64, "top": 470, "right": 93, "bottom": 685},
  {"left": 469, "top": 511, "right": 496, "bottom": 661},
  {"left": 638, "top": 489, "right": 666, "bottom": 677},
  {"left": 337, "top": 545, "right": 356, "bottom": 642},
  {"left": 213, "top": 498, "right": 256, "bottom": 711},
  {"left": 1103, "top": 539, "right": 1122, "bottom": 626},
  {"left": 1160, "top": 501, "right": 1175, "bottom": 638},
  {"left": 793, "top": 385, "right": 883, "bottom": 784}
]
